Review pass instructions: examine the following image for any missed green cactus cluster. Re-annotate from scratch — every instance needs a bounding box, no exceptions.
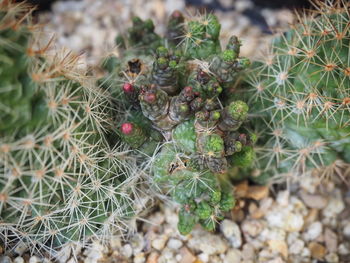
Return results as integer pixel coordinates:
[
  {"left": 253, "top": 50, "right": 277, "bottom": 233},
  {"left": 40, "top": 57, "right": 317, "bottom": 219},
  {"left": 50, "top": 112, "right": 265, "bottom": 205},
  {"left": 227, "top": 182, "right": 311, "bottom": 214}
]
[
  {"left": 245, "top": 0, "right": 350, "bottom": 181},
  {"left": 101, "top": 11, "right": 255, "bottom": 234},
  {"left": 0, "top": 1, "right": 144, "bottom": 256}
]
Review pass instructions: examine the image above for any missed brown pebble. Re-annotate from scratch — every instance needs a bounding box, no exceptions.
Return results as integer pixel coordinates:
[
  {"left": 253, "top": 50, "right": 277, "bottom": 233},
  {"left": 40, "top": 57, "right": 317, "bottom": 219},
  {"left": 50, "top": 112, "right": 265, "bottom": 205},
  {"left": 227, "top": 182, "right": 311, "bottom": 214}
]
[
  {"left": 268, "top": 240, "right": 288, "bottom": 259},
  {"left": 248, "top": 202, "right": 258, "bottom": 214},
  {"left": 246, "top": 185, "right": 269, "bottom": 201},
  {"left": 304, "top": 208, "right": 319, "bottom": 227},
  {"left": 299, "top": 190, "right": 328, "bottom": 209},
  {"left": 147, "top": 252, "right": 159, "bottom": 263},
  {"left": 250, "top": 209, "right": 265, "bottom": 219},
  {"left": 179, "top": 246, "right": 196, "bottom": 263},
  {"left": 234, "top": 180, "right": 249, "bottom": 198},
  {"left": 309, "top": 242, "right": 326, "bottom": 260}
]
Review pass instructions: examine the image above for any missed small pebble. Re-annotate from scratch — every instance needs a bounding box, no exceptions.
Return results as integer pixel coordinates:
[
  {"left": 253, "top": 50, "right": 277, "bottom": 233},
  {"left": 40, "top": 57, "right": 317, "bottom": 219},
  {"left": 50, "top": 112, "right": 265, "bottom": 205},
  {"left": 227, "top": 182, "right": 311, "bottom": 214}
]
[
  {"left": 343, "top": 221, "right": 350, "bottom": 237},
  {"left": 146, "top": 252, "right": 159, "bottom": 263},
  {"left": 289, "top": 239, "right": 305, "bottom": 255},
  {"left": 0, "top": 256, "right": 12, "bottom": 263},
  {"left": 122, "top": 244, "right": 133, "bottom": 258},
  {"left": 322, "top": 196, "right": 345, "bottom": 218},
  {"left": 276, "top": 190, "right": 289, "bottom": 206},
  {"left": 247, "top": 185, "right": 269, "bottom": 201},
  {"left": 130, "top": 234, "right": 145, "bottom": 254},
  {"left": 13, "top": 258, "right": 23, "bottom": 263},
  {"left": 241, "top": 219, "right": 263, "bottom": 237},
  {"left": 268, "top": 240, "right": 288, "bottom": 259},
  {"left": 152, "top": 235, "right": 168, "bottom": 251},
  {"left": 223, "top": 248, "right": 241, "bottom": 263},
  {"left": 325, "top": 253, "right": 339, "bottom": 263},
  {"left": 167, "top": 238, "right": 183, "bottom": 250},
  {"left": 134, "top": 252, "right": 146, "bottom": 263},
  {"left": 303, "top": 221, "right": 322, "bottom": 241},
  {"left": 324, "top": 228, "right": 337, "bottom": 253},
  {"left": 220, "top": 219, "right": 242, "bottom": 248},
  {"left": 308, "top": 242, "right": 326, "bottom": 260},
  {"left": 29, "top": 256, "right": 40, "bottom": 263},
  {"left": 179, "top": 247, "right": 196, "bottom": 263},
  {"left": 299, "top": 191, "right": 328, "bottom": 209},
  {"left": 197, "top": 253, "right": 209, "bottom": 263},
  {"left": 242, "top": 243, "right": 255, "bottom": 260}
]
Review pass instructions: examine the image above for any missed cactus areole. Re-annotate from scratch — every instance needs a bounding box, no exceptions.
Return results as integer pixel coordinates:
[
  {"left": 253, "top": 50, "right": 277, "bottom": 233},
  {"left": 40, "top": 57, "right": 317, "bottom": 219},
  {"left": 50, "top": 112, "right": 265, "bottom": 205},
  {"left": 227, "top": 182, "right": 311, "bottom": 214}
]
[{"left": 102, "top": 11, "right": 255, "bottom": 235}]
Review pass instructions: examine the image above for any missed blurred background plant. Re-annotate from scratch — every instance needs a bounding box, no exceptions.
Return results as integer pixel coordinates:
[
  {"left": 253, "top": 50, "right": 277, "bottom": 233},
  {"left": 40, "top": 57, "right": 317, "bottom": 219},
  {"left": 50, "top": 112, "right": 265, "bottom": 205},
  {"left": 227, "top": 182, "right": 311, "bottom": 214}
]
[{"left": 242, "top": 0, "right": 350, "bottom": 185}]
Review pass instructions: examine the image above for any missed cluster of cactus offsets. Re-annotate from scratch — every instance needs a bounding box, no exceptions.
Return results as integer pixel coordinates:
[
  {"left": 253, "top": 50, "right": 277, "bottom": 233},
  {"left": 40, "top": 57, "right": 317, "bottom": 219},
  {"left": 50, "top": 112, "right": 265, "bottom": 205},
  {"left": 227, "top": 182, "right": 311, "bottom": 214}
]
[
  {"left": 101, "top": 11, "right": 255, "bottom": 234},
  {"left": 0, "top": 1, "right": 143, "bottom": 256},
  {"left": 245, "top": 0, "right": 350, "bottom": 182}
]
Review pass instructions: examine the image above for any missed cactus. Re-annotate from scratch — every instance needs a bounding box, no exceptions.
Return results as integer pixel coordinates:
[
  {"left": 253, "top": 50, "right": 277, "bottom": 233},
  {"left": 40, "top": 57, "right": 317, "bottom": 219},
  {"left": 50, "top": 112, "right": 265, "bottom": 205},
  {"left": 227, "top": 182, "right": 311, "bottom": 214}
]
[
  {"left": 245, "top": 0, "right": 350, "bottom": 182},
  {"left": 101, "top": 11, "right": 254, "bottom": 234},
  {"left": 0, "top": 1, "right": 145, "bottom": 257}
]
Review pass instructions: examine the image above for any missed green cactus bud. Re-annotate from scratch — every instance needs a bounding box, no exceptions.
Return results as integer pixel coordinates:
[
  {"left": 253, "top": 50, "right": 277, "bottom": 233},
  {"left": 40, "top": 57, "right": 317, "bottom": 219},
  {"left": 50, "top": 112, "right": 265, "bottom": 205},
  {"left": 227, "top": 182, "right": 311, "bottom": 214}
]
[
  {"left": 196, "top": 201, "right": 213, "bottom": 219},
  {"left": 227, "top": 101, "right": 249, "bottom": 121},
  {"left": 221, "top": 49, "right": 237, "bottom": 62}
]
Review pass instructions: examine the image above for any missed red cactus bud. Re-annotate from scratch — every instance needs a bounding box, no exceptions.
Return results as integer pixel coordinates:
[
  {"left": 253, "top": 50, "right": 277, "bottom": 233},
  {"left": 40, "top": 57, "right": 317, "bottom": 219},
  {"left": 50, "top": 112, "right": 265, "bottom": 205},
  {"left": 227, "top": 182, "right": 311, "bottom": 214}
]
[
  {"left": 123, "top": 83, "right": 134, "bottom": 93},
  {"left": 194, "top": 91, "right": 200, "bottom": 96},
  {"left": 184, "top": 86, "right": 192, "bottom": 94},
  {"left": 144, "top": 92, "right": 157, "bottom": 103},
  {"left": 172, "top": 10, "right": 182, "bottom": 18},
  {"left": 121, "top": 123, "right": 133, "bottom": 135}
]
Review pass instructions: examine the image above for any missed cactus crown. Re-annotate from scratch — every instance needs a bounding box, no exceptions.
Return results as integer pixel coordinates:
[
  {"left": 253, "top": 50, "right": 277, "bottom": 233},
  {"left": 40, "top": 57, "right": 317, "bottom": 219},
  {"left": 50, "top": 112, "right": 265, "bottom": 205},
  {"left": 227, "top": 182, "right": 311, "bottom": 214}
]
[{"left": 101, "top": 11, "right": 255, "bottom": 234}]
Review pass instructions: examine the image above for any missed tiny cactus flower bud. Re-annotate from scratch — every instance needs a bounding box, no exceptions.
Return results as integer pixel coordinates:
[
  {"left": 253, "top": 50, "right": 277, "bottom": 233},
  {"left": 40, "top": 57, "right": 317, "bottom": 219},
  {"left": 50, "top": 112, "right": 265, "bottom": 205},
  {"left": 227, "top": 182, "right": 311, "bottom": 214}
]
[
  {"left": 216, "top": 86, "right": 223, "bottom": 94},
  {"left": 143, "top": 92, "right": 157, "bottom": 104},
  {"left": 179, "top": 104, "right": 189, "bottom": 113},
  {"left": 123, "top": 83, "right": 134, "bottom": 93},
  {"left": 172, "top": 10, "right": 182, "bottom": 18},
  {"left": 184, "top": 86, "right": 193, "bottom": 94},
  {"left": 121, "top": 122, "right": 133, "bottom": 135},
  {"left": 211, "top": 111, "right": 220, "bottom": 120}
]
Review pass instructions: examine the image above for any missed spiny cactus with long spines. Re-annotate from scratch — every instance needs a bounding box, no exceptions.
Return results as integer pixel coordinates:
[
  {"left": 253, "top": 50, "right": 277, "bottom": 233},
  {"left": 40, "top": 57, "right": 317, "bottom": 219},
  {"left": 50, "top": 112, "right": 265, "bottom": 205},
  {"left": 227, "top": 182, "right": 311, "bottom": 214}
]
[
  {"left": 101, "top": 11, "right": 255, "bottom": 234},
  {"left": 244, "top": 0, "right": 350, "bottom": 183},
  {"left": 0, "top": 1, "right": 146, "bottom": 257}
]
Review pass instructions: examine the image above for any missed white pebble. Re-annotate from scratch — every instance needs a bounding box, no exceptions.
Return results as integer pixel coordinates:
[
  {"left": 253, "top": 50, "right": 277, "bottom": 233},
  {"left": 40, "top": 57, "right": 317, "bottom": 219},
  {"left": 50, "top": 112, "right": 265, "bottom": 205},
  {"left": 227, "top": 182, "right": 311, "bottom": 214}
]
[
  {"left": 322, "top": 196, "right": 345, "bottom": 218},
  {"left": 198, "top": 253, "right": 209, "bottom": 262},
  {"left": 134, "top": 252, "right": 145, "bottom": 263},
  {"left": 167, "top": 238, "right": 183, "bottom": 250},
  {"left": 121, "top": 244, "right": 133, "bottom": 258},
  {"left": 289, "top": 239, "right": 305, "bottom": 254},
  {"left": 303, "top": 221, "right": 322, "bottom": 241},
  {"left": 29, "top": 256, "right": 40, "bottom": 263},
  {"left": 220, "top": 219, "right": 242, "bottom": 248},
  {"left": 242, "top": 219, "right": 263, "bottom": 237},
  {"left": 152, "top": 235, "right": 168, "bottom": 250},
  {"left": 13, "top": 258, "right": 23, "bottom": 263},
  {"left": 223, "top": 248, "right": 241, "bottom": 263},
  {"left": 0, "top": 256, "right": 12, "bottom": 263},
  {"left": 276, "top": 190, "right": 289, "bottom": 206},
  {"left": 343, "top": 221, "right": 350, "bottom": 237}
]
